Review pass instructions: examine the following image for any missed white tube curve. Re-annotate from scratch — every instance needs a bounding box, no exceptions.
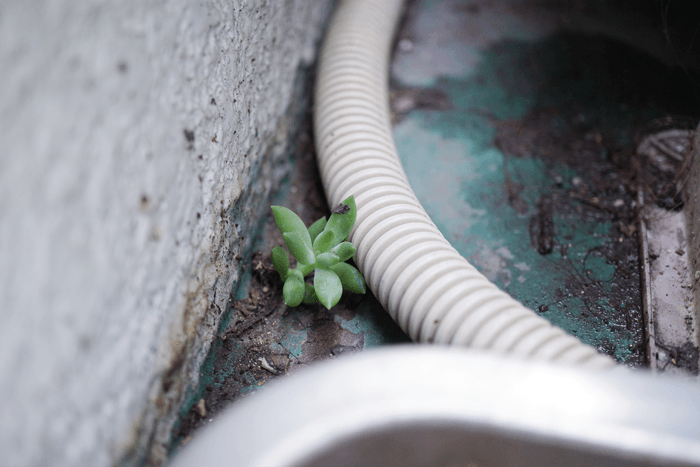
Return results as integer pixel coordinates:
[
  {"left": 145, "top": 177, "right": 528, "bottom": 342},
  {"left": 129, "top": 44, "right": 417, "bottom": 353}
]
[{"left": 314, "top": 0, "right": 615, "bottom": 368}]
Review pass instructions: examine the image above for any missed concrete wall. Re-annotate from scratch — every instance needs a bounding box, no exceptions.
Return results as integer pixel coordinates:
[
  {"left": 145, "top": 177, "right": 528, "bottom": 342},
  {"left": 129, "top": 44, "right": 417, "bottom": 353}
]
[
  {"left": 688, "top": 126, "right": 700, "bottom": 350},
  {"left": 0, "top": 1, "right": 333, "bottom": 465}
]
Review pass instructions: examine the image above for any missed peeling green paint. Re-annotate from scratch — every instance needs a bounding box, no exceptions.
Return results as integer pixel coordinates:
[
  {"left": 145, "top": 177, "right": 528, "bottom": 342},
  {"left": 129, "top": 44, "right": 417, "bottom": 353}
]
[
  {"left": 335, "top": 295, "right": 412, "bottom": 348},
  {"left": 278, "top": 309, "right": 309, "bottom": 359},
  {"left": 390, "top": 25, "right": 700, "bottom": 362},
  {"left": 394, "top": 106, "right": 637, "bottom": 359}
]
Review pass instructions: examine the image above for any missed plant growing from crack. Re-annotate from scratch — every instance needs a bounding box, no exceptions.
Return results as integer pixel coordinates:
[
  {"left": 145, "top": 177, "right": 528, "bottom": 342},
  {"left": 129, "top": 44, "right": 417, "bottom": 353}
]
[{"left": 271, "top": 195, "right": 366, "bottom": 310}]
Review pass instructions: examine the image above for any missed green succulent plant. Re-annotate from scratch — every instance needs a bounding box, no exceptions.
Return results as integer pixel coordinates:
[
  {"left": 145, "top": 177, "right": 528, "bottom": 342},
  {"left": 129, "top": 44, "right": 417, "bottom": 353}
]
[{"left": 270, "top": 195, "right": 366, "bottom": 310}]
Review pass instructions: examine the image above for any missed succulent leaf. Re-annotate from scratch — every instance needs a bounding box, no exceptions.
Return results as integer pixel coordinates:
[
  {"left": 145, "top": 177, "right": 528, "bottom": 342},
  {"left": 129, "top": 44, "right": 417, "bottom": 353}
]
[
  {"left": 283, "top": 270, "right": 305, "bottom": 307},
  {"left": 303, "top": 283, "right": 318, "bottom": 304},
  {"left": 271, "top": 205, "right": 312, "bottom": 249},
  {"left": 313, "top": 229, "right": 335, "bottom": 254},
  {"left": 324, "top": 196, "right": 356, "bottom": 244},
  {"left": 331, "top": 262, "right": 366, "bottom": 294},
  {"left": 331, "top": 242, "right": 356, "bottom": 262},
  {"left": 271, "top": 246, "right": 289, "bottom": 281},
  {"left": 308, "top": 217, "right": 327, "bottom": 244},
  {"left": 283, "top": 232, "right": 315, "bottom": 265},
  {"left": 314, "top": 267, "right": 342, "bottom": 310},
  {"left": 316, "top": 251, "right": 340, "bottom": 269},
  {"left": 271, "top": 195, "right": 364, "bottom": 310}
]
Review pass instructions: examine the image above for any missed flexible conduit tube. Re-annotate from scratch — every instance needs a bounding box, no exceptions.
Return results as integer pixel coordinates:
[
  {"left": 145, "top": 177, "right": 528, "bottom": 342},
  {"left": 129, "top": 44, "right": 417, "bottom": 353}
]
[{"left": 314, "top": 0, "right": 615, "bottom": 369}]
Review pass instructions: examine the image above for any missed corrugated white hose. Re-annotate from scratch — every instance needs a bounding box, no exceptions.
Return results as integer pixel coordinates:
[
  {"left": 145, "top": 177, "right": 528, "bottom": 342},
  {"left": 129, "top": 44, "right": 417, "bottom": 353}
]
[{"left": 314, "top": 0, "right": 615, "bottom": 369}]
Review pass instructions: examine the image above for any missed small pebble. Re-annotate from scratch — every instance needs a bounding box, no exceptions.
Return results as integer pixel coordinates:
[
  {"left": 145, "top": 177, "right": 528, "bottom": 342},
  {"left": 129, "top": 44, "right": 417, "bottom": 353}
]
[
  {"left": 195, "top": 398, "right": 206, "bottom": 418},
  {"left": 393, "top": 95, "right": 415, "bottom": 113},
  {"left": 260, "top": 357, "right": 277, "bottom": 374},
  {"left": 572, "top": 176, "right": 583, "bottom": 187},
  {"left": 613, "top": 199, "right": 624, "bottom": 208},
  {"left": 538, "top": 305, "right": 548, "bottom": 312}
]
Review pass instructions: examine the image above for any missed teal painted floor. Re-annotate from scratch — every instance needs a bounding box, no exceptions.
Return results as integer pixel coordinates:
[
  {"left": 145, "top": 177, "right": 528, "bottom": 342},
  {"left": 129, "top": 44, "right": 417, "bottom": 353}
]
[{"left": 389, "top": 0, "right": 697, "bottom": 364}]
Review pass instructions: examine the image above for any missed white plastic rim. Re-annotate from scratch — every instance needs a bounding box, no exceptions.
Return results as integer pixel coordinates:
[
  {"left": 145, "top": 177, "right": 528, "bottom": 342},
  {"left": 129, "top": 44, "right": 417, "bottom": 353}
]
[
  {"left": 313, "top": 0, "right": 615, "bottom": 369},
  {"left": 169, "top": 348, "right": 700, "bottom": 467}
]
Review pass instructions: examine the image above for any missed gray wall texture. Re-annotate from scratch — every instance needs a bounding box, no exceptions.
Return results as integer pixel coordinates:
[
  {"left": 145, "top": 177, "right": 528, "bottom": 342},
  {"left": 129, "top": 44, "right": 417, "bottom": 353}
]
[
  {"left": 688, "top": 126, "right": 700, "bottom": 341},
  {"left": 0, "top": 1, "right": 333, "bottom": 465}
]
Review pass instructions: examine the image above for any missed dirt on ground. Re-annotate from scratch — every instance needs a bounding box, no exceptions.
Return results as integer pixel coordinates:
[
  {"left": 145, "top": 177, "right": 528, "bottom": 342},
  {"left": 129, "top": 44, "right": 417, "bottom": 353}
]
[{"left": 169, "top": 107, "right": 408, "bottom": 451}]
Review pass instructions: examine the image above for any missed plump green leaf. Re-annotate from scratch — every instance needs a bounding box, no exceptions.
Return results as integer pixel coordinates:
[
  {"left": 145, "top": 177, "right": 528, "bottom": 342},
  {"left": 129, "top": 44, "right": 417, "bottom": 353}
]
[
  {"left": 313, "top": 229, "right": 335, "bottom": 254},
  {"left": 283, "top": 270, "right": 305, "bottom": 307},
  {"left": 303, "top": 283, "right": 318, "bottom": 304},
  {"left": 331, "top": 242, "right": 356, "bottom": 262},
  {"left": 316, "top": 251, "right": 340, "bottom": 269},
  {"left": 308, "top": 217, "right": 327, "bottom": 244},
  {"left": 324, "top": 195, "right": 356, "bottom": 245},
  {"left": 271, "top": 246, "right": 289, "bottom": 281},
  {"left": 314, "top": 267, "right": 342, "bottom": 310},
  {"left": 271, "top": 205, "right": 312, "bottom": 249},
  {"left": 331, "top": 262, "right": 366, "bottom": 294},
  {"left": 283, "top": 232, "right": 315, "bottom": 266}
]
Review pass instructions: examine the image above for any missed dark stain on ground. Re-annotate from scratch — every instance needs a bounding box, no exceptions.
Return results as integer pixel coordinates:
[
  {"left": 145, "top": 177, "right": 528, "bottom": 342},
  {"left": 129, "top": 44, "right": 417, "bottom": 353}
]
[
  {"left": 390, "top": 85, "right": 453, "bottom": 123},
  {"left": 490, "top": 32, "right": 700, "bottom": 366},
  {"left": 301, "top": 312, "right": 366, "bottom": 361},
  {"left": 532, "top": 194, "right": 554, "bottom": 255}
]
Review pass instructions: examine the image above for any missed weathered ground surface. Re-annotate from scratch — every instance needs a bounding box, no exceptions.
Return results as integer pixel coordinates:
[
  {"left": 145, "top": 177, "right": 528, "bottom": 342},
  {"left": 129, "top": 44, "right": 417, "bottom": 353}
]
[
  {"left": 169, "top": 0, "right": 700, "bottom": 455},
  {"left": 390, "top": 0, "right": 699, "bottom": 366}
]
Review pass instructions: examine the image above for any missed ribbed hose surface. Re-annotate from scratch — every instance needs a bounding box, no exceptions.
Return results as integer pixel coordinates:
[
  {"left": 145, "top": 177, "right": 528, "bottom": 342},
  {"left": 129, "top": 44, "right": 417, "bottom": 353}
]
[{"left": 314, "top": 0, "right": 615, "bottom": 369}]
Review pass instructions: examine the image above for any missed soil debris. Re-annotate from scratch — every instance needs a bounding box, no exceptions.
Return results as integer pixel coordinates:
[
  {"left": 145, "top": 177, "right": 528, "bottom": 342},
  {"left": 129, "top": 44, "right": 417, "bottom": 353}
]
[{"left": 534, "top": 195, "right": 554, "bottom": 255}]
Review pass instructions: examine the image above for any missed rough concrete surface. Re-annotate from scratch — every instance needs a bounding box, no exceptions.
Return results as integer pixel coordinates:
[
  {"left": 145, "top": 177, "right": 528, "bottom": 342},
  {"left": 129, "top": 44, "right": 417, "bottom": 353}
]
[
  {"left": 687, "top": 126, "right": 700, "bottom": 348},
  {"left": 0, "top": 0, "right": 333, "bottom": 466}
]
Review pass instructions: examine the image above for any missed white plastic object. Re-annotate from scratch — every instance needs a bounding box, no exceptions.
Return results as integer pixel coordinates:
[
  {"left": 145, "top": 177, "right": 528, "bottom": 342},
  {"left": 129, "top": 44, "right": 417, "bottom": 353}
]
[
  {"left": 313, "top": 0, "right": 614, "bottom": 368},
  {"left": 170, "top": 347, "right": 700, "bottom": 467}
]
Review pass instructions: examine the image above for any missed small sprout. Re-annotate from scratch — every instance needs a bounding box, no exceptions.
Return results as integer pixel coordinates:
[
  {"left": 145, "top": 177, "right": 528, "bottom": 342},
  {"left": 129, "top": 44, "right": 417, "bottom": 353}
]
[{"left": 270, "top": 195, "right": 365, "bottom": 310}]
